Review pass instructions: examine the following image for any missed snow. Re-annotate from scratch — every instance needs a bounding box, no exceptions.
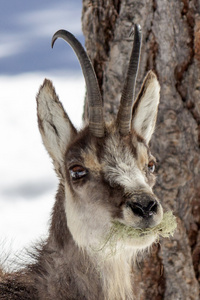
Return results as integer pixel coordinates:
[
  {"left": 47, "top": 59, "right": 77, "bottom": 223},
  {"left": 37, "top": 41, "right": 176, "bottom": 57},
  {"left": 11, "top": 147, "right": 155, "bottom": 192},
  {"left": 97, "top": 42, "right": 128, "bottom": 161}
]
[
  {"left": 0, "top": 73, "right": 85, "bottom": 267},
  {"left": 0, "top": 1, "right": 85, "bottom": 267}
]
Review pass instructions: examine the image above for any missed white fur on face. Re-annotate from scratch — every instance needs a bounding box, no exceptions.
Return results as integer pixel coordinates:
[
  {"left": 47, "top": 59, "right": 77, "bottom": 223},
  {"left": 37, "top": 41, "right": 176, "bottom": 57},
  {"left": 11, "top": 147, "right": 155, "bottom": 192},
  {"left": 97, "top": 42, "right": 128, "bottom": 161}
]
[
  {"left": 64, "top": 183, "right": 112, "bottom": 250},
  {"left": 103, "top": 133, "right": 151, "bottom": 193}
]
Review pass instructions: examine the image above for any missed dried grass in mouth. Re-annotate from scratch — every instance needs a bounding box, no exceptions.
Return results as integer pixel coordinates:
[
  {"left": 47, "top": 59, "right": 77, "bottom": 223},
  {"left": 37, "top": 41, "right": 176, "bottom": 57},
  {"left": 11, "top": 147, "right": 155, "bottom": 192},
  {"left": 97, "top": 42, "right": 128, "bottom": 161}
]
[{"left": 100, "top": 211, "right": 177, "bottom": 252}]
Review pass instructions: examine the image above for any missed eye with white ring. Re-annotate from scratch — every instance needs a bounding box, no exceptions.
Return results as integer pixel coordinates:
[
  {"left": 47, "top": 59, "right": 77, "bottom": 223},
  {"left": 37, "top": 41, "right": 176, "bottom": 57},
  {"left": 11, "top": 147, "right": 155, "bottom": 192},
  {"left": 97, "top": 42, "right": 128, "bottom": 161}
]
[{"left": 69, "top": 165, "right": 88, "bottom": 180}]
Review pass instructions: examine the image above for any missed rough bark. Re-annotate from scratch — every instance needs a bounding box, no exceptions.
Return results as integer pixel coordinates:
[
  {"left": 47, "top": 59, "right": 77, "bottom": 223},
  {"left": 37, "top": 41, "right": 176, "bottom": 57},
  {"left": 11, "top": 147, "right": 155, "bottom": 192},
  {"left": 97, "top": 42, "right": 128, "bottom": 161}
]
[{"left": 82, "top": 0, "right": 200, "bottom": 299}]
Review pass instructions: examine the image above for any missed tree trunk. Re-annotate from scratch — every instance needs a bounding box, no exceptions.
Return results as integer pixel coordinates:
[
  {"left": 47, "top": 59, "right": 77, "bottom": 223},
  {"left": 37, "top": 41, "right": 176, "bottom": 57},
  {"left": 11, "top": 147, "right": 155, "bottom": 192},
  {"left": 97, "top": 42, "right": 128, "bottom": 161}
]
[{"left": 82, "top": 0, "right": 200, "bottom": 299}]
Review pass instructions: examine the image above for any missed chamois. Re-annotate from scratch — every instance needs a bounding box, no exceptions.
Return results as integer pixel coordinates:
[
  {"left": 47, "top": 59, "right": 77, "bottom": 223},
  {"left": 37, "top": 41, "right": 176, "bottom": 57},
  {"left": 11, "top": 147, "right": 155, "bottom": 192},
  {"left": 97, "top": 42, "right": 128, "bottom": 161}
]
[{"left": 0, "top": 25, "right": 176, "bottom": 300}]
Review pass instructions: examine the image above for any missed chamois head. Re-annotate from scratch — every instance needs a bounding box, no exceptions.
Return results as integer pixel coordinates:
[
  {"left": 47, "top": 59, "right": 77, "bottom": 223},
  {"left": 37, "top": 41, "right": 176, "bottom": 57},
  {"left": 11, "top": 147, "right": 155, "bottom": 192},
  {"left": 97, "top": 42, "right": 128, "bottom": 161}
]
[{"left": 36, "top": 25, "right": 164, "bottom": 254}]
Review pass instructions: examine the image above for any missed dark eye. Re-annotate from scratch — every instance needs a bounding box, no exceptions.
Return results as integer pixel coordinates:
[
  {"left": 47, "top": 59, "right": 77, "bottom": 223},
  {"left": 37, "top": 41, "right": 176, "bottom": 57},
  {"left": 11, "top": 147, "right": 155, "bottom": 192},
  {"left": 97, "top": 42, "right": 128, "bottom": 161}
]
[
  {"left": 148, "top": 161, "right": 156, "bottom": 173},
  {"left": 69, "top": 165, "right": 88, "bottom": 180}
]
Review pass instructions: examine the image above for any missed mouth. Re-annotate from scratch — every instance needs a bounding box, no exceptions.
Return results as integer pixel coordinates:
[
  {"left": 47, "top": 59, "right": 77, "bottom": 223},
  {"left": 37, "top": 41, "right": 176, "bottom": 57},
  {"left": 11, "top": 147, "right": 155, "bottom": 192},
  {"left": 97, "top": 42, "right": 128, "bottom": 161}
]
[{"left": 100, "top": 211, "right": 177, "bottom": 252}]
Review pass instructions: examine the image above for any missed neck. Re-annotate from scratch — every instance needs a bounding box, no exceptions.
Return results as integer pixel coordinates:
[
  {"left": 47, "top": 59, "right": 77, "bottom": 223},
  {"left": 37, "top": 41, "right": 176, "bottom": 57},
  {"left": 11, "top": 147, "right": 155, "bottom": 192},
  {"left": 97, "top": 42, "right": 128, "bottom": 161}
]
[
  {"left": 98, "top": 251, "right": 135, "bottom": 300},
  {"left": 37, "top": 239, "right": 135, "bottom": 300}
]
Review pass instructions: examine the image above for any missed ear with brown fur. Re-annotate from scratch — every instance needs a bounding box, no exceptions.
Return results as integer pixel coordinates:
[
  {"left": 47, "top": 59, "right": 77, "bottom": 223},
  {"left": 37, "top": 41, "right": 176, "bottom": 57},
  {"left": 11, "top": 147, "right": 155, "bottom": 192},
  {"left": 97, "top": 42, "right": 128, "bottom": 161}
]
[
  {"left": 36, "top": 79, "right": 77, "bottom": 176},
  {"left": 131, "top": 71, "right": 160, "bottom": 144}
]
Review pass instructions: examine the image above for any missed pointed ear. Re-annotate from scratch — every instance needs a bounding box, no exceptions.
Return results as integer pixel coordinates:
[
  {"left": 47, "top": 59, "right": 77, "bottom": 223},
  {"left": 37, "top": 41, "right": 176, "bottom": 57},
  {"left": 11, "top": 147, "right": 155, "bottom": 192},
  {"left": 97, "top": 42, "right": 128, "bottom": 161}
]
[
  {"left": 36, "top": 79, "right": 77, "bottom": 174},
  {"left": 131, "top": 71, "right": 160, "bottom": 144}
]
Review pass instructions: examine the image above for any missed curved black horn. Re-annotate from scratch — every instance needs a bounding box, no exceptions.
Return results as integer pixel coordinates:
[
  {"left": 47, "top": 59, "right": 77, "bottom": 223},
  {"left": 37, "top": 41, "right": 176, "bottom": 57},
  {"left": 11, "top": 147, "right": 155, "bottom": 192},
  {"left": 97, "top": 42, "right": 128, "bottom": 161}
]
[
  {"left": 52, "top": 30, "right": 104, "bottom": 138},
  {"left": 117, "top": 24, "right": 142, "bottom": 135}
]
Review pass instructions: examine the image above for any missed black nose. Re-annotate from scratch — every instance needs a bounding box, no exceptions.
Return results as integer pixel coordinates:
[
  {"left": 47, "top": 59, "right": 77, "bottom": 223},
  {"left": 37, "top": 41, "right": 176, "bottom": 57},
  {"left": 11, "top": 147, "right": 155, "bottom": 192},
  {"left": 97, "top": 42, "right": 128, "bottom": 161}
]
[{"left": 126, "top": 199, "right": 158, "bottom": 218}]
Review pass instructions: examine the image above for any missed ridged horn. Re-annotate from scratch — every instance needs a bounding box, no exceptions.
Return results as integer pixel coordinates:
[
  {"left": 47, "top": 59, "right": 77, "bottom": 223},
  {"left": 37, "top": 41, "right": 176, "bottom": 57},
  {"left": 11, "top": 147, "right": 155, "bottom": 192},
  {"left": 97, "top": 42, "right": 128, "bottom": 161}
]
[
  {"left": 117, "top": 24, "right": 142, "bottom": 135},
  {"left": 52, "top": 30, "right": 104, "bottom": 138}
]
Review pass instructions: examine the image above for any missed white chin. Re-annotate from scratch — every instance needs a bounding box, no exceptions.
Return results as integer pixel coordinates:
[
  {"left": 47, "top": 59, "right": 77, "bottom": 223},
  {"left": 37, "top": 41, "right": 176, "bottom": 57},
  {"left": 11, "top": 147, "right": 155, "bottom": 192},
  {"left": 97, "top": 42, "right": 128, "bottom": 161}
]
[{"left": 123, "top": 234, "right": 157, "bottom": 250}]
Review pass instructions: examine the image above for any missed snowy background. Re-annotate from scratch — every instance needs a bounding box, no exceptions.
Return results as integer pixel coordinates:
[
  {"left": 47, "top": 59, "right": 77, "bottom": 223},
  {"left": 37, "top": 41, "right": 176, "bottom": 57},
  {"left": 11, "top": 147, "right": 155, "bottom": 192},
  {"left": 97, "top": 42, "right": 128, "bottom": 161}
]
[{"left": 0, "top": 1, "right": 85, "bottom": 269}]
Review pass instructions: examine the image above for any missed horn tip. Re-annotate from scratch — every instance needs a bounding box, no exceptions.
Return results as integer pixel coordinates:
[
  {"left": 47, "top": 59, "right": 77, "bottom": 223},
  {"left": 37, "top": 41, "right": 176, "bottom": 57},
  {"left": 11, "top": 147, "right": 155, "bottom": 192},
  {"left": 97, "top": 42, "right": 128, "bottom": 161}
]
[
  {"left": 129, "top": 23, "right": 142, "bottom": 37},
  {"left": 51, "top": 36, "right": 57, "bottom": 48},
  {"left": 51, "top": 29, "right": 67, "bottom": 48}
]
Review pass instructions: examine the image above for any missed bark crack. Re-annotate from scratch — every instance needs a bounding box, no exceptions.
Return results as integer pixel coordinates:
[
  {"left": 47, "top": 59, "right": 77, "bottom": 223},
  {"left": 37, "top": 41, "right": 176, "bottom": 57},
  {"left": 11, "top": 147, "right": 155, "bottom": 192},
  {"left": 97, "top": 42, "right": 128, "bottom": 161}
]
[
  {"left": 174, "top": 1, "right": 194, "bottom": 91},
  {"left": 174, "top": 1, "right": 200, "bottom": 149},
  {"left": 145, "top": 0, "right": 158, "bottom": 76}
]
